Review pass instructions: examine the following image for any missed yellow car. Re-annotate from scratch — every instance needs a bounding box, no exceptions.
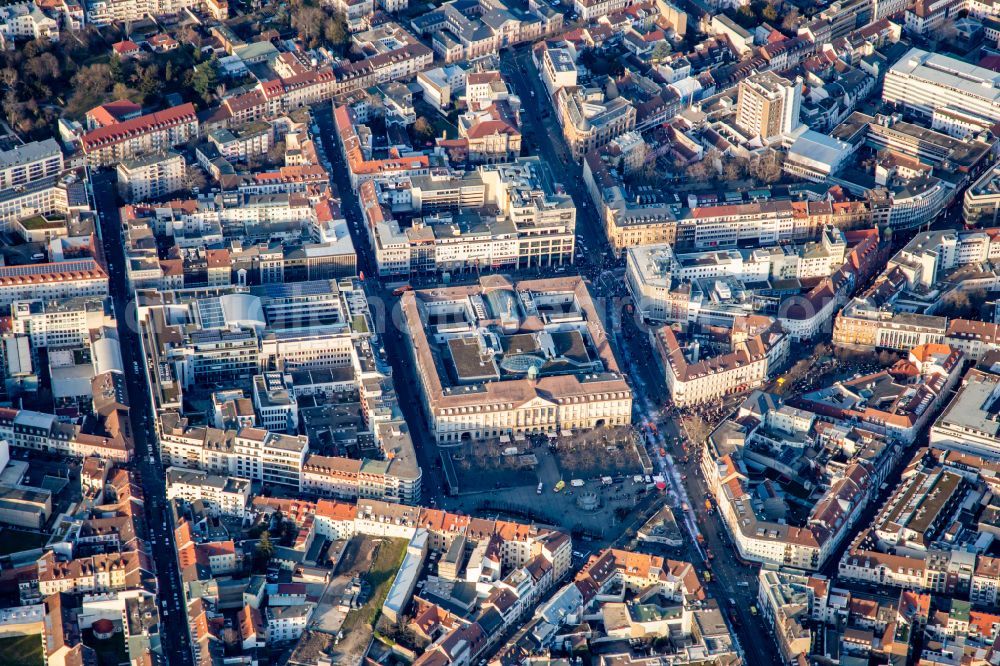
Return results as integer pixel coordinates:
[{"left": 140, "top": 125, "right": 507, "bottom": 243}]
[
  {"left": 749, "top": 605, "right": 758, "bottom": 616},
  {"left": 702, "top": 571, "right": 712, "bottom": 582}
]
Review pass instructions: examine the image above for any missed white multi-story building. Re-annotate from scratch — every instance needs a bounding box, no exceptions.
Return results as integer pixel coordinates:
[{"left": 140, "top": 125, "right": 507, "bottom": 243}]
[
  {"left": 0, "top": 2, "right": 58, "bottom": 43},
  {"left": 417, "top": 65, "right": 467, "bottom": 111},
  {"left": 207, "top": 123, "right": 272, "bottom": 164},
  {"left": 258, "top": 328, "right": 356, "bottom": 372},
  {"left": 10, "top": 297, "right": 112, "bottom": 350},
  {"left": 573, "top": 0, "right": 631, "bottom": 21},
  {"left": 884, "top": 48, "right": 1000, "bottom": 125},
  {"left": 161, "top": 423, "right": 308, "bottom": 489},
  {"left": 930, "top": 369, "right": 1000, "bottom": 460},
  {"left": 85, "top": 0, "right": 226, "bottom": 23},
  {"left": 362, "top": 158, "right": 576, "bottom": 277},
  {"left": 464, "top": 71, "right": 512, "bottom": 110},
  {"left": 964, "top": 161, "right": 1000, "bottom": 225},
  {"left": 116, "top": 150, "right": 186, "bottom": 203},
  {"left": 0, "top": 176, "right": 76, "bottom": 233},
  {"left": 251, "top": 372, "right": 298, "bottom": 433},
  {"left": 539, "top": 47, "right": 577, "bottom": 94},
  {"left": 266, "top": 605, "right": 312, "bottom": 643},
  {"left": 627, "top": 230, "right": 847, "bottom": 321},
  {"left": 165, "top": 466, "right": 251, "bottom": 517},
  {"left": 625, "top": 245, "right": 689, "bottom": 323},
  {"left": 905, "top": 0, "right": 966, "bottom": 35},
  {"left": 0, "top": 139, "right": 63, "bottom": 192},
  {"left": 971, "top": 556, "right": 1000, "bottom": 606}
]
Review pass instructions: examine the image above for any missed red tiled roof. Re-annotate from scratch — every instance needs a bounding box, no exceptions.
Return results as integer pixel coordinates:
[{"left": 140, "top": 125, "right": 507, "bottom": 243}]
[{"left": 81, "top": 104, "right": 196, "bottom": 151}]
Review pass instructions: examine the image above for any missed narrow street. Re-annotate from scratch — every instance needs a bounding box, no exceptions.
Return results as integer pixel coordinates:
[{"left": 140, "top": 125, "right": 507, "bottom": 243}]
[
  {"left": 91, "top": 170, "right": 194, "bottom": 666},
  {"left": 313, "top": 104, "right": 450, "bottom": 504}
]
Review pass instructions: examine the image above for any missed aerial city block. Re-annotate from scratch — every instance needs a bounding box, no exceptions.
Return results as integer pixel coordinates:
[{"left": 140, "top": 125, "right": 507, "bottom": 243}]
[{"left": 1, "top": 0, "right": 1000, "bottom": 664}]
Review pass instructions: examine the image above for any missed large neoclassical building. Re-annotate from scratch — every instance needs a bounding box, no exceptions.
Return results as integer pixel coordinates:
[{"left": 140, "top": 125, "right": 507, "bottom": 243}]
[{"left": 400, "top": 275, "right": 633, "bottom": 445}]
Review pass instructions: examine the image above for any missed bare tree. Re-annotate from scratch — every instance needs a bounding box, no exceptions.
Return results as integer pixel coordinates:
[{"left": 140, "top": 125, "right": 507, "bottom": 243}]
[
  {"left": 722, "top": 156, "right": 749, "bottom": 182},
  {"left": 187, "top": 167, "right": 209, "bottom": 191},
  {"left": 781, "top": 7, "right": 801, "bottom": 31},
  {"left": 685, "top": 158, "right": 712, "bottom": 182},
  {"left": 938, "top": 288, "right": 986, "bottom": 319},
  {"left": 749, "top": 149, "right": 784, "bottom": 184}
]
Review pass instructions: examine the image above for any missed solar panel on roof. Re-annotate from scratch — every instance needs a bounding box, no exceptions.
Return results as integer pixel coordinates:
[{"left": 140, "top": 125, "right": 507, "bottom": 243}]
[{"left": 0, "top": 260, "right": 97, "bottom": 278}]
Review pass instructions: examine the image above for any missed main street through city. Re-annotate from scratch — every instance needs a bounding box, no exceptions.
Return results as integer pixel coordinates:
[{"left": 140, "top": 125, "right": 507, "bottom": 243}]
[
  {"left": 91, "top": 170, "right": 194, "bottom": 666},
  {"left": 497, "top": 48, "right": 782, "bottom": 666},
  {"left": 500, "top": 46, "right": 613, "bottom": 264}
]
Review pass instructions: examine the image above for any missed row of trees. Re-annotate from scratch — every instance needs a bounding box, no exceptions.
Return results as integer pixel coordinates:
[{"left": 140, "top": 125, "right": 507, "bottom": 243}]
[{"left": 681, "top": 148, "right": 785, "bottom": 185}]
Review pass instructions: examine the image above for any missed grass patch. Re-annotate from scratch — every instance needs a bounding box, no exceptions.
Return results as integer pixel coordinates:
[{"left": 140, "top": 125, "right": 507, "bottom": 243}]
[
  {"left": 0, "top": 530, "right": 49, "bottom": 556},
  {"left": 340, "top": 537, "right": 408, "bottom": 632},
  {"left": 18, "top": 215, "right": 65, "bottom": 230},
  {"left": 0, "top": 634, "right": 43, "bottom": 666}
]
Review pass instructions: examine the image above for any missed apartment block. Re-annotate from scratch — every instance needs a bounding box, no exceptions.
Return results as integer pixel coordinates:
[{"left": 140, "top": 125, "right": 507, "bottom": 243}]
[
  {"left": 165, "top": 467, "right": 252, "bottom": 517},
  {"left": 0, "top": 139, "right": 63, "bottom": 192},
  {"left": 10, "top": 297, "right": 112, "bottom": 350},
  {"left": 556, "top": 86, "right": 637, "bottom": 159},
  {"left": 80, "top": 104, "right": 199, "bottom": 167},
  {"left": 116, "top": 150, "right": 186, "bottom": 203},
  {"left": 654, "top": 317, "right": 790, "bottom": 407},
  {"left": 735, "top": 71, "right": 803, "bottom": 141}
]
